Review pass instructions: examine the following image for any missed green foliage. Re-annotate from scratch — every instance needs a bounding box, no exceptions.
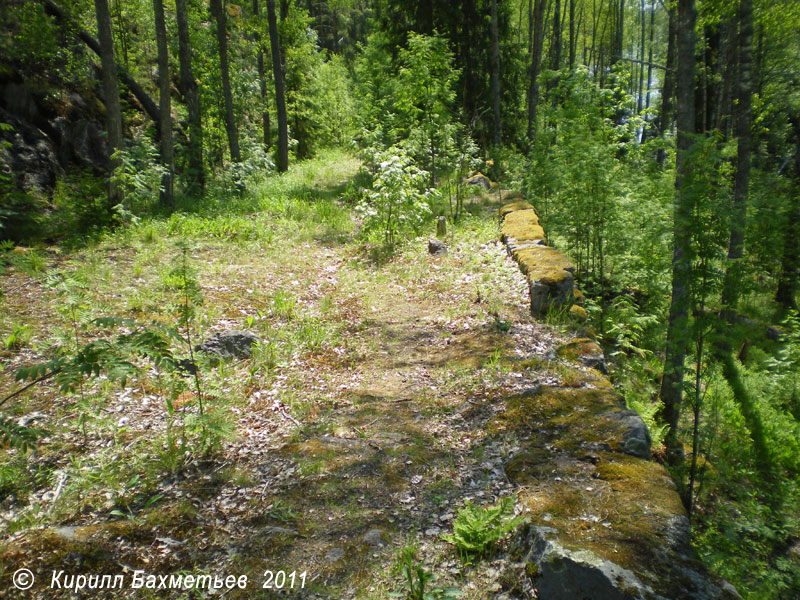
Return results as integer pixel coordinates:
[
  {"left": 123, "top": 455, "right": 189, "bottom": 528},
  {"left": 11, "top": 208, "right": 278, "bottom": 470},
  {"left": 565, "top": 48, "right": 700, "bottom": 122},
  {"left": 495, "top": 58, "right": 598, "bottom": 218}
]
[
  {"left": 3, "top": 323, "right": 33, "bottom": 350},
  {"left": 11, "top": 317, "right": 177, "bottom": 394},
  {"left": 391, "top": 546, "right": 462, "bottom": 600},
  {"left": 357, "top": 149, "right": 434, "bottom": 245},
  {"left": 0, "top": 415, "right": 45, "bottom": 453},
  {"left": 51, "top": 172, "right": 116, "bottom": 238},
  {"left": 356, "top": 31, "right": 467, "bottom": 189},
  {"left": 441, "top": 496, "right": 524, "bottom": 562},
  {"left": 111, "top": 134, "right": 167, "bottom": 216},
  {"left": 0, "top": 2, "right": 87, "bottom": 79},
  {"left": 594, "top": 295, "right": 660, "bottom": 359}
]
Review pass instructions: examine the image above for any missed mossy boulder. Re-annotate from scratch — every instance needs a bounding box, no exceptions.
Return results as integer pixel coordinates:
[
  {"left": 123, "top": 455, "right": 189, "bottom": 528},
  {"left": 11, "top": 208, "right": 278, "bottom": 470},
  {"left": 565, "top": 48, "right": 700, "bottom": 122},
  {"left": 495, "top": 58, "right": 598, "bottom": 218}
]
[
  {"left": 465, "top": 172, "right": 492, "bottom": 190},
  {"left": 558, "top": 338, "right": 606, "bottom": 373},
  {"left": 570, "top": 304, "right": 588, "bottom": 320},
  {"left": 507, "top": 246, "right": 574, "bottom": 316}
]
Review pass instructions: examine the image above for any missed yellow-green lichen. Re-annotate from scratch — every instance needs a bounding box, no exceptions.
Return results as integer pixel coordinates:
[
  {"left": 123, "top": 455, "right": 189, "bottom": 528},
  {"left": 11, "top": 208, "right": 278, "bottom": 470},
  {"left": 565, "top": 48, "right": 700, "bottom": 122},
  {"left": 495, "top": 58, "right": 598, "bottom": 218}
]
[
  {"left": 512, "top": 246, "right": 573, "bottom": 284},
  {"left": 557, "top": 339, "right": 603, "bottom": 361},
  {"left": 499, "top": 200, "right": 534, "bottom": 218},
  {"left": 502, "top": 210, "right": 544, "bottom": 242},
  {"left": 570, "top": 305, "right": 587, "bottom": 321}
]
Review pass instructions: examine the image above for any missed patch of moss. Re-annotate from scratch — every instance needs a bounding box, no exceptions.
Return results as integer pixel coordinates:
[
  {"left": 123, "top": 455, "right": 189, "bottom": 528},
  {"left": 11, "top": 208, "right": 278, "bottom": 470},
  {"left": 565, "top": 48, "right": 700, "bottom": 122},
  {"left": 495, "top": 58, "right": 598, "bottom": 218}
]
[
  {"left": 499, "top": 200, "right": 534, "bottom": 218},
  {"left": 512, "top": 246, "right": 573, "bottom": 284},
  {"left": 495, "top": 386, "right": 626, "bottom": 454},
  {"left": 505, "top": 447, "right": 554, "bottom": 481},
  {"left": 502, "top": 210, "right": 545, "bottom": 243},
  {"left": 557, "top": 338, "right": 603, "bottom": 361},
  {"left": 569, "top": 305, "right": 588, "bottom": 321}
]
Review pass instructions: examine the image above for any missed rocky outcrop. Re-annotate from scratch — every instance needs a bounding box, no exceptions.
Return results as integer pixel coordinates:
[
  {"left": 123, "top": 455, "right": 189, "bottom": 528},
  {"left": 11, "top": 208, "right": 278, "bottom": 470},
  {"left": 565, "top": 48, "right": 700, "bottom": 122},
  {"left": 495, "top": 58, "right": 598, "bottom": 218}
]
[{"left": 0, "top": 65, "right": 108, "bottom": 195}]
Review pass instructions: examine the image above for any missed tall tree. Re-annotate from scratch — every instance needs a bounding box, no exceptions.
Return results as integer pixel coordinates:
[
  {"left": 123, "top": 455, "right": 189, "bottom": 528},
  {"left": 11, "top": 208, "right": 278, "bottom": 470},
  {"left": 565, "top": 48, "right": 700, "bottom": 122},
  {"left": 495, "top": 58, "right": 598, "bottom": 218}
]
[
  {"left": 656, "top": 3, "right": 677, "bottom": 166},
  {"left": 776, "top": 120, "right": 800, "bottom": 310},
  {"left": 615, "top": 0, "right": 625, "bottom": 64},
  {"left": 267, "top": 0, "right": 288, "bottom": 172},
  {"left": 659, "top": 0, "right": 697, "bottom": 464},
  {"left": 175, "top": 0, "right": 204, "bottom": 192},
  {"left": 153, "top": 0, "right": 173, "bottom": 208},
  {"left": 527, "top": 0, "right": 546, "bottom": 141},
  {"left": 93, "top": 0, "right": 123, "bottom": 204},
  {"left": 490, "top": 0, "right": 502, "bottom": 146},
  {"left": 637, "top": 0, "right": 646, "bottom": 114},
  {"left": 253, "top": 0, "right": 272, "bottom": 150},
  {"left": 211, "top": 0, "right": 241, "bottom": 163},
  {"left": 569, "top": 0, "right": 576, "bottom": 68},
  {"left": 720, "top": 0, "right": 754, "bottom": 318},
  {"left": 645, "top": 1, "right": 654, "bottom": 109},
  {"left": 550, "top": 0, "right": 563, "bottom": 72}
]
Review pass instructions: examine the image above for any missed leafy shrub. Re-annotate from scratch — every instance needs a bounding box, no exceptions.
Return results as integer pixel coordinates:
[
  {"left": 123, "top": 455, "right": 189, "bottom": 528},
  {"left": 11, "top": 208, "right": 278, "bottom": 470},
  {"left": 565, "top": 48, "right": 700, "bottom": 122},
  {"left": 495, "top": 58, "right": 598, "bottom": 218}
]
[
  {"left": 50, "top": 171, "right": 114, "bottom": 237},
  {"left": 441, "top": 496, "right": 524, "bottom": 562},
  {"left": 358, "top": 149, "right": 434, "bottom": 245}
]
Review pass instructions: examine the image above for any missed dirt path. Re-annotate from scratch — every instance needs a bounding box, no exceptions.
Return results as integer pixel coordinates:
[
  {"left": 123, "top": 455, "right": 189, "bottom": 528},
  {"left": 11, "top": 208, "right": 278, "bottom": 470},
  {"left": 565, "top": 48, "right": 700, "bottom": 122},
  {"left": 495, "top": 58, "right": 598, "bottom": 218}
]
[
  {"left": 201, "top": 227, "right": 571, "bottom": 598},
  {"left": 0, "top": 165, "right": 575, "bottom": 599}
]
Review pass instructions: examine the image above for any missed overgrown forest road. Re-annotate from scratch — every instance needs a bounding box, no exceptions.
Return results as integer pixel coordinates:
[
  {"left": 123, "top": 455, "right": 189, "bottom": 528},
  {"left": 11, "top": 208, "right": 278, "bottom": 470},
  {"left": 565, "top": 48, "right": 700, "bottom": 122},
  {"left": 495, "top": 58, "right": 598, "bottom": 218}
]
[
  {"left": 1, "top": 157, "right": 735, "bottom": 599},
  {"left": 1, "top": 157, "right": 560, "bottom": 598}
]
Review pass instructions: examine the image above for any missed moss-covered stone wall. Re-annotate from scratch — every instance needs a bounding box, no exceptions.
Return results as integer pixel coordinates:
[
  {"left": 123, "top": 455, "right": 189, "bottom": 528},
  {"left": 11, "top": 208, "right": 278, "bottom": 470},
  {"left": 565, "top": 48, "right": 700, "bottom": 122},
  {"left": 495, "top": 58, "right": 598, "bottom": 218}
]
[{"left": 496, "top": 191, "right": 741, "bottom": 599}]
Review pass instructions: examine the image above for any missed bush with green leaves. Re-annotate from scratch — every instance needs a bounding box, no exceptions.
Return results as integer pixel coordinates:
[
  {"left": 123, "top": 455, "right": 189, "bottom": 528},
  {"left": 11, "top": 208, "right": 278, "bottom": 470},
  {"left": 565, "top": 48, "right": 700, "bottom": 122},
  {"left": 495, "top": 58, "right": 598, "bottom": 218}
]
[
  {"left": 441, "top": 496, "right": 524, "bottom": 563},
  {"left": 358, "top": 149, "right": 434, "bottom": 245}
]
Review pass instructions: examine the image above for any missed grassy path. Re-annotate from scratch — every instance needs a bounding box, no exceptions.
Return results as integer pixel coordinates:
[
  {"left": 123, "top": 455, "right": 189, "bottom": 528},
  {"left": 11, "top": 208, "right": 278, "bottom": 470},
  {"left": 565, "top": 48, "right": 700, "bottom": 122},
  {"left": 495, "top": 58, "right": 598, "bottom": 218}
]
[{"left": 0, "top": 151, "right": 581, "bottom": 598}]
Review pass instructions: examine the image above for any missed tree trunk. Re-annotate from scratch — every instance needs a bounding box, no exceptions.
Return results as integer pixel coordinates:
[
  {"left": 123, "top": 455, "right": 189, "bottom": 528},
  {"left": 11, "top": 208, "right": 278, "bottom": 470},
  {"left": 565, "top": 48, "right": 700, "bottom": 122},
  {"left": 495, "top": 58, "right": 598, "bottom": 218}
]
[
  {"left": 720, "top": 0, "right": 754, "bottom": 319},
  {"left": 253, "top": 0, "right": 272, "bottom": 150},
  {"left": 569, "top": 0, "right": 575, "bottom": 68},
  {"left": 656, "top": 3, "right": 677, "bottom": 166},
  {"left": 490, "top": 0, "right": 501, "bottom": 147},
  {"left": 645, "top": 2, "right": 654, "bottom": 109},
  {"left": 659, "top": 0, "right": 697, "bottom": 465},
  {"left": 527, "top": 0, "right": 546, "bottom": 141},
  {"left": 211, "top": 0, "right": 241, "bottom": 163},
  {"left": 93, "top": 0, "right": 123, "bottom": 205},
  {"left": 463, "top": 0, "right": 477, "bottom": 125},
  {"left": 153, "top": 0, "right": 173, "bottom": 209},
  {"left": 175, "top": 0, "right": 204, "bottom": 193},
  {"left": 551, "top": 0, "right": 562, "bottom": 72},
  {"left": 776, "top": 121, "right": 800, "bottom": 310},
  {"left": 614, "top": 0, "right": 625, "bottom": 64},
  {"left": 637, "top": 0, "right": 645, "bottom": 114},
  {"left": 267, "top": 0, "right": 288, "bottom": 172}
]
